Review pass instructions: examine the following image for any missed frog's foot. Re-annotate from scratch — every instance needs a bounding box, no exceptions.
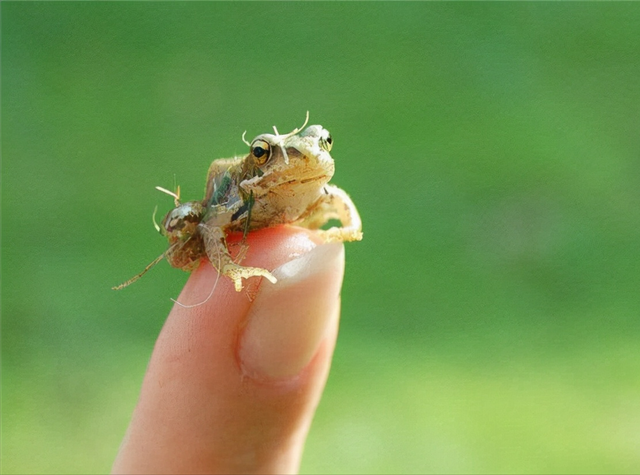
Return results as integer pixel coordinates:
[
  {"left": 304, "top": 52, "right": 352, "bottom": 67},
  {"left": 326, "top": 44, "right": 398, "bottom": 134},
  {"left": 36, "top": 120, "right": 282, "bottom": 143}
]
[
  {"left": 294, "top": 185, "right": 363, "bottom": 243},
  {"left": 317, "top": 227, "right": 363, "bottom": 243},
  {"left": 222, "top": 263, "right": 277, "bottom": 292}
]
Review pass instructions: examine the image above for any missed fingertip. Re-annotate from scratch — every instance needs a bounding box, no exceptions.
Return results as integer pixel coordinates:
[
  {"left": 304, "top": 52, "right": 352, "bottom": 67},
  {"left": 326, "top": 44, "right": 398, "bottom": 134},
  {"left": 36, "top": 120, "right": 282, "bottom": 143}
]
[
  {"left": 114, "top": 226, "right": 344, "bottom": 474},
  {"left": 239, "top": 242, "right": 345, "bottom": 380},
  {"left": 168, "top": 226, "right": 324, "bottom": 317}
]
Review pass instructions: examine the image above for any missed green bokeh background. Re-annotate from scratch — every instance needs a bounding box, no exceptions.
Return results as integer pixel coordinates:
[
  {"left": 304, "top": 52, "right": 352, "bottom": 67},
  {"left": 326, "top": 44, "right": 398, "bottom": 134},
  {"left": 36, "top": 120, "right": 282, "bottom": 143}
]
[{"left": 3, "top": 3, "right": 640, "bottom": 473}]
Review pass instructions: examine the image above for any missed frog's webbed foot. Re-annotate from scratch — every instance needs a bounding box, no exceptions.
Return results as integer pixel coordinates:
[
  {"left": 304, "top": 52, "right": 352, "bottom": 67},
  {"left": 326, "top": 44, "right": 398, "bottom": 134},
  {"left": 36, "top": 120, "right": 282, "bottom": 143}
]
[
  {"left": 200, "top": 223, "right": 277, "bottom": 292},
  {"left": 222, "top": 263, "right": 277, "bottom": 292},
  {"left": 294, "top": 184, "right": 363, "bottom": 242}
]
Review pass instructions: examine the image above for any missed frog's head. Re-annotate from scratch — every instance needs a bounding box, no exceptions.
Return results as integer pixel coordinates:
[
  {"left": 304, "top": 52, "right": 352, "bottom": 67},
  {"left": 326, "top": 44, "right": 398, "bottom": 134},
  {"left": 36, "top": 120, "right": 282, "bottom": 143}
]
[{"left": 243, "top": 123, "right": 336, "bottom": 193}]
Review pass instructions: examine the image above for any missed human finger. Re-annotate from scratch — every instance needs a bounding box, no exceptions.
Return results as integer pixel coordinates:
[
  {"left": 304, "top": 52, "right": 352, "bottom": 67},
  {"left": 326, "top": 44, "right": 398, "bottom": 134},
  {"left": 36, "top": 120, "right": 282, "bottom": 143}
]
[{"left": 112, "top": 226, "right": 345, "bottom": 474}]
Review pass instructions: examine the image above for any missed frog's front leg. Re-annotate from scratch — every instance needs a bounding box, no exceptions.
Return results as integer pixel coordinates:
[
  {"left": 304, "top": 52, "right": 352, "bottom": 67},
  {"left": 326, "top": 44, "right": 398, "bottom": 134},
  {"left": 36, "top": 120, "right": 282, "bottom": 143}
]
[
  {"left": 295, "top": 184, "right": 363, "bottom": 242},
  {"left": 199, "top": 223, "right": 277, "bottom": 292}
]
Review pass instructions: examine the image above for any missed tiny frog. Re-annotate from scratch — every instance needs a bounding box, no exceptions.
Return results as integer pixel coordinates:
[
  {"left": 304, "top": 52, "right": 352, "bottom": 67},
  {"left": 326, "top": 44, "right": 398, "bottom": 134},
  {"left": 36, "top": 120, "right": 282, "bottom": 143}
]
[{"left": 113, "top": 114, "right": 363, "bottom": 294}]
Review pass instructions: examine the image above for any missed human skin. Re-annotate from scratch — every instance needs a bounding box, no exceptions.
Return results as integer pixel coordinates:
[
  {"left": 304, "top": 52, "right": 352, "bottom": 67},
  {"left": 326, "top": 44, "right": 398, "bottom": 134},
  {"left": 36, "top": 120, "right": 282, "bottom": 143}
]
[{"left": 112, "top": 226, "right": 345, "bottom": 474}]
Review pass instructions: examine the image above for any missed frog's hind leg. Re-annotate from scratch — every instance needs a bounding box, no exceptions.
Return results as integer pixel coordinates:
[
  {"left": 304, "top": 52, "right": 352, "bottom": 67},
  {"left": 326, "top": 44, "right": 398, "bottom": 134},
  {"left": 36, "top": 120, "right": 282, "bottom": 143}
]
[
  {"left": 199, "top": 223, "right": 277, "bottom": 292},
  {"left": 111, "top": 236, "right": 189, "bottom": 290},
  {"left": 111, "top": 253, "right": 166, "bottom": 290},
  {"left": 294, "top": 184, "right": 363, "bottom": 242}
]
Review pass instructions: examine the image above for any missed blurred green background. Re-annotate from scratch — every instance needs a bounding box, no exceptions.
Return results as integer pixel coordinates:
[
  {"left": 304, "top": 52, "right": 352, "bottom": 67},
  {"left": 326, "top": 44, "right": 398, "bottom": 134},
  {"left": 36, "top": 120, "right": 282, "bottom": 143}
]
[{"left": 3, "top": 3, "right": 640, "bottom": 473}]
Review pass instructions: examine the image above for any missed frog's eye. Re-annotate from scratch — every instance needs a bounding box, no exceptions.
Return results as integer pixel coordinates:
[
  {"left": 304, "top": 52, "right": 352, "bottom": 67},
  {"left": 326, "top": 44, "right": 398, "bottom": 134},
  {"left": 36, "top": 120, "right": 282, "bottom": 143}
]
[
  {"left": 251, "top": 139, "right": 271, "bottom": 166},
  {"left": 321, "top": 133, "right": 333, "bottom": 152}
]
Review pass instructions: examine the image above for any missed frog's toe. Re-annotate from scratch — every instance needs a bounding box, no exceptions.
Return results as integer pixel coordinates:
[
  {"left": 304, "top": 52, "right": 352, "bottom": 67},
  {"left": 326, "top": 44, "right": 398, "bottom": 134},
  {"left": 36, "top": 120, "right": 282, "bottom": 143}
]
[
  {"left": 318, "top": 227, "right": 363, "bottom": 243},
  {"left": 222, "top": 263, "right": 277, "bottom": 292}
]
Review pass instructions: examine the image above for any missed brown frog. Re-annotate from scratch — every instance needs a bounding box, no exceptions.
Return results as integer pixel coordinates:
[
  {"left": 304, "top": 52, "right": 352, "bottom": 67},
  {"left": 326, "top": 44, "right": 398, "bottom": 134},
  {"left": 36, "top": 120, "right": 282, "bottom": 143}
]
[{"left": 113, "top": 114, "right": 363, "bottom": 293}]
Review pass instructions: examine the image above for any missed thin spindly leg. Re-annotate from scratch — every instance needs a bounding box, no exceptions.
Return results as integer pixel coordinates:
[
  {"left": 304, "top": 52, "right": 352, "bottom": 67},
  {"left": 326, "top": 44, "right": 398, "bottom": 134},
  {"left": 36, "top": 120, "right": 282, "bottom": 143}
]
[
  {"left": 200, "top": 224, "right": 277, "bottom": 292},
  {"left": 294, "top": 184, "right": 363, "bottom": 242},
  {"left": 112, "top": 253, "right": 166, "bottom": 290}
]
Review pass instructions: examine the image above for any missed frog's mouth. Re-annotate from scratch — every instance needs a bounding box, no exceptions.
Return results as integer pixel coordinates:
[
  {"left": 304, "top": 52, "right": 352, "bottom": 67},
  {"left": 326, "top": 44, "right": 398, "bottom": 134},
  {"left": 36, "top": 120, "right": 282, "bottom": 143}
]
[
  {"left": 269, "top": 172, "right": 332, "bottom": 191},
  {"left": 299, "top": 174, "right": 331, "bottom": 185}
]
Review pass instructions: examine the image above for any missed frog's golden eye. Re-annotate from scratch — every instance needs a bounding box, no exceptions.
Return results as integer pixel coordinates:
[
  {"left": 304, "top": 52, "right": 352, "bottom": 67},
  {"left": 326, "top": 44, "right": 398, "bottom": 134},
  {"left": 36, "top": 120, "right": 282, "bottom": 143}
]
[
  {"left": 251, "top": 139, "right": 271, "bottom": 166},
  {"left": 321, "top": 134, "right": 333, "bottom": 152}
]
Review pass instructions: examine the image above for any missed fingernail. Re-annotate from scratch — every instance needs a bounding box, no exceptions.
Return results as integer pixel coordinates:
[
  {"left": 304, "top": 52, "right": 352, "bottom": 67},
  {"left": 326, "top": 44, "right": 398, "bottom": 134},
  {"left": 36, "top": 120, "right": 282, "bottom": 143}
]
[{"left": 239, "top": 242, "right": 345, "bottom": 380}]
